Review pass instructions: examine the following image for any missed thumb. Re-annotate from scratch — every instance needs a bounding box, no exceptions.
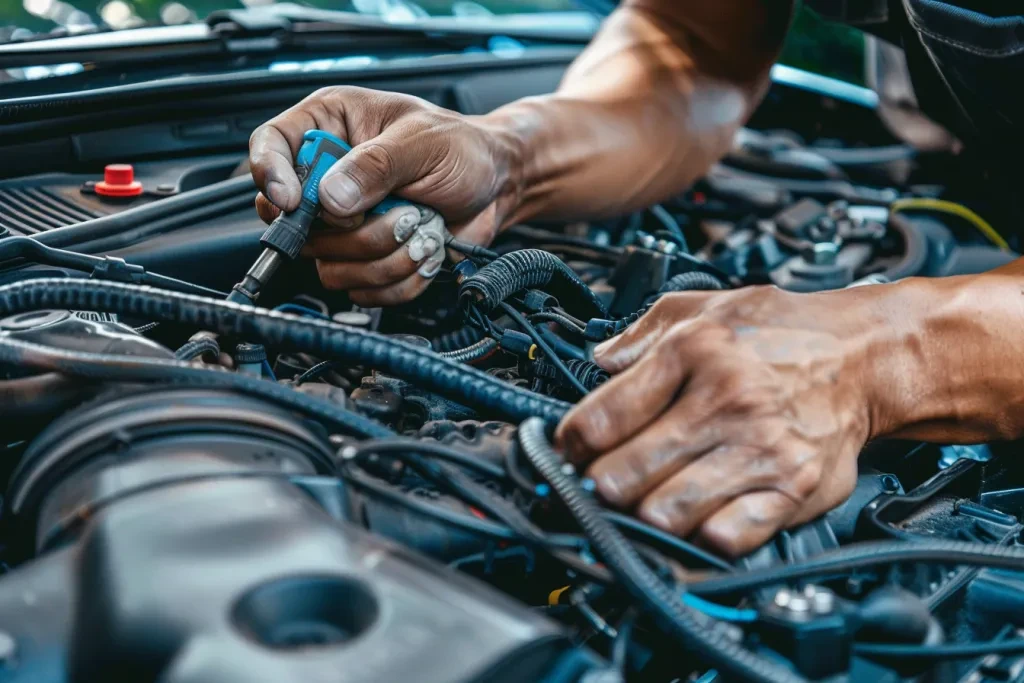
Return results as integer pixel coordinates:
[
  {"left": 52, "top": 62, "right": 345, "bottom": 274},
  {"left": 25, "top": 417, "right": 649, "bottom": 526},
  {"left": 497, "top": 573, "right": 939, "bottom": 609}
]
[
  {"left": 594, "top": 291, "right": 715, "bottom": 373},
  {"left": 318, "top": 132, "right": 422, "bottom": 217}
]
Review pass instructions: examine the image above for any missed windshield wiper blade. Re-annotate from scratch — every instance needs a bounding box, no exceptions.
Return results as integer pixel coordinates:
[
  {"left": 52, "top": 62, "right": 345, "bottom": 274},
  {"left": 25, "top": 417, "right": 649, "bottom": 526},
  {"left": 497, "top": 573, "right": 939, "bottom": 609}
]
[{"left": 0, "top": 4, "right": 598, "bottom": 68}]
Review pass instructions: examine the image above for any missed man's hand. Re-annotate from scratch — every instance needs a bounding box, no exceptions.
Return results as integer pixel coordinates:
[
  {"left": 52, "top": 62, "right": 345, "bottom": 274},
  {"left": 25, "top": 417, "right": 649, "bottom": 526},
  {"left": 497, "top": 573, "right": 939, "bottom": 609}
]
[
  {"left": 249, "top": 86, "right": 522, "bottom": 306},
  {"left": 556, "top": 285, "right": 896, "bottom": 557}
]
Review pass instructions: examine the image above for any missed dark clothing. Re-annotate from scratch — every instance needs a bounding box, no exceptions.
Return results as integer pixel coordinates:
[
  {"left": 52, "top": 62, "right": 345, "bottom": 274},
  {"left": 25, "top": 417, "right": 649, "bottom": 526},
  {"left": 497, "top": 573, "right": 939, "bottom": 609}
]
[{"left": 806, "top": 0, "right": 1024, "bottom": 227}]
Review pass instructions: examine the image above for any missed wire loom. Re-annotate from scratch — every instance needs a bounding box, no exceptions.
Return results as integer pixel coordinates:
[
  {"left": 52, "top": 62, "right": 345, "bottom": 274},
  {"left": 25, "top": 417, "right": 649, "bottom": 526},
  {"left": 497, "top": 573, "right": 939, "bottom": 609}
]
[{"left": 0, "top": 278, "right": 571, "bottom": 425}]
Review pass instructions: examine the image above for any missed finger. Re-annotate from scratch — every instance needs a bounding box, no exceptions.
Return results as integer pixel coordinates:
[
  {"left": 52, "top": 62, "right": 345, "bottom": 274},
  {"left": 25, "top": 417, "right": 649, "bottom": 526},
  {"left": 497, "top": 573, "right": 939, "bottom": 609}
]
[
  {"left": 696, "top": 490, "right": 800, "bottom": 558},
  {"left": 449, "top": 202, "right": 500, "bottom": 248},
  {"left": 786, "top": 450, "right": 858, "bottom": 527},
  {"left": 249, "top": 89, "right": 356, "bottom": 211},
  {"left": 350, "top": 271, "right": 433, "bottom": 307},
  {"left": 556, "top": 326, "right": 697, "bottom": 465},
  {"left": 635, "top": 443, "right": 771, "bottom": 537},
  {"left": 255, "top": 193, "right": 281, "bottom": 225},
  {"left": 249, "top": 122, "right": 305, "bottom": 212},
  {"left": 594, "top": 292, "right": 716, "bottom": 373},
  {"left": 318, "top": 128, "right": 426, "bottom": 217},
  {"left": 582, "top": 393, "right": 723, "bottom": 507},
  {"left": 305, "top": 205, "right": 421, "bottom": 261},
  {"left": 315, "top": 226, "right": 442, "bottom": 291},
  {"left": 317, "top": 212, "right": 365, "bottom": 232}
]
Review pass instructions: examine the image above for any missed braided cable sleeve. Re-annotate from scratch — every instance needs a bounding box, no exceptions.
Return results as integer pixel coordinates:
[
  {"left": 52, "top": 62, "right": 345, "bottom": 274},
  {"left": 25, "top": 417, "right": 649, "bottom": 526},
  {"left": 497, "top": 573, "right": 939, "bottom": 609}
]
[
  {"left": 518, "top": 418, "right": 806, "bottom": 683},
  {"left": 690, "top": 539, "right": 1024, "bottom": 598},
  {"left": 440, "top": 338, "right": 499, "bottom": 364},
  {"left": 432, "top": 325, "right": 487, "bottom": 353},
  {"left": 0, "top": 336, "right": 392, "bottom": 439},
  {"left": 459, "top": 249, "right": 608, "bottom": 319},
  {"left": 0, "top": 279, "right": 570, "bottom": 425}
]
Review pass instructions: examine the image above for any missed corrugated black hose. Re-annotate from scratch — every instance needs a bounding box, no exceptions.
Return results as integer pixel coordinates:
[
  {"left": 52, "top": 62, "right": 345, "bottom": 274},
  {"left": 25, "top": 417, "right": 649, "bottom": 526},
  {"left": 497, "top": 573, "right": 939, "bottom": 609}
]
[
  {"left": 0, "top": 278, "right": 570, "bottom": 425},
  {"left": 517, "top": 417, "right": 806, "bottom": 683},
  {"left": 459, "top": 249, "right": 608, "bottom": 319},
  {"left": 0, "top": 336, "right": 393, "bottom": 439},
  {"left": 689, "top": 540, "right": 1024, "bottom": 598}
]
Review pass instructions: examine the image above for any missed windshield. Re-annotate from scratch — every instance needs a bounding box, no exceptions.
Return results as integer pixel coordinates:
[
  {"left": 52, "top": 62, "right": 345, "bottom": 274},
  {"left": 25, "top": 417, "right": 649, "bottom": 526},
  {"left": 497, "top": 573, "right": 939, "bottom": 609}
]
[{"left": 1, "top": 0, "right": 584, "bottom": 37}]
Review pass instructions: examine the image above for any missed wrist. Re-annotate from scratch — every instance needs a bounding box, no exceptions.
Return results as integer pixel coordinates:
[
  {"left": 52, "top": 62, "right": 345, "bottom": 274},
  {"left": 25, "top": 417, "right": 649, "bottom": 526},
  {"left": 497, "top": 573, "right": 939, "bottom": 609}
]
[
  {"left": 858, "top": 273, "right": 1024, "bottom": 442},
  {"left": 474, "top": 97, "right": 548, "bottom": 229}
]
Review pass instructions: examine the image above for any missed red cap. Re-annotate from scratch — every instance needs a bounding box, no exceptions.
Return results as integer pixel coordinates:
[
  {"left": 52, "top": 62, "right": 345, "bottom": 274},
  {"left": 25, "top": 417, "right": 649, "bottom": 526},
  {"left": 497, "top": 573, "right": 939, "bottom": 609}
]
[{"left": 95, "top": 164, "right": 143, "bottom": 197}]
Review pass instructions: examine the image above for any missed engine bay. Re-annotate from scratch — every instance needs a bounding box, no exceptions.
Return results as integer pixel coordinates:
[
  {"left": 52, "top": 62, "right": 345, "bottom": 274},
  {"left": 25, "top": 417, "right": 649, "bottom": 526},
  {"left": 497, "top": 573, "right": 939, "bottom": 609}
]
[{"left": 2, "top": 57, "right": 1024, "bottom": 683}]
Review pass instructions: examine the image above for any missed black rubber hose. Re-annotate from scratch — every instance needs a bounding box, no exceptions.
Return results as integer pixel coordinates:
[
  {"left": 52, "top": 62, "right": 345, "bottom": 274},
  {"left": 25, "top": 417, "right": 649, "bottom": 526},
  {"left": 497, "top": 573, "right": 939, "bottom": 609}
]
[
  {"left": 440, "top": 337, "right": 498, "bottom": 364},
  {"left": 689, "top": 540, "right": 1024, "bottom": 598},
  {"left": 0, "top": 336, "right": 393, "bottom": 439},
  {"left": 0, "top": 279, "right": 571, "bottom": 425},
  {"left": 34, "top": 175, "right": 256, "bottom": 250},
  {"left": 460, "top": 249, "right": 608, "bottom": 319},
  {"left": 854, "top": 639, "right": 1024, "bottom": 661},
  {"left": 517, "top": 418, "right": 805, "bottom": 683},
  {"left": 0, "top": 236, "right": 226, "bottom": 298},
  {"left": 175, "top": 337, "right": 221, "bottom": 361}
]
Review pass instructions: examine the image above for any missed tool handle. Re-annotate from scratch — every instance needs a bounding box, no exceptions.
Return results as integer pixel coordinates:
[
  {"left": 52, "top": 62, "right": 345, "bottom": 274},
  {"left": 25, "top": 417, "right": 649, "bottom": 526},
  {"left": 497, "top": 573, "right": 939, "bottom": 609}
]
[{"left": 260, "top": 129, "right": 413, "bottom": 259}]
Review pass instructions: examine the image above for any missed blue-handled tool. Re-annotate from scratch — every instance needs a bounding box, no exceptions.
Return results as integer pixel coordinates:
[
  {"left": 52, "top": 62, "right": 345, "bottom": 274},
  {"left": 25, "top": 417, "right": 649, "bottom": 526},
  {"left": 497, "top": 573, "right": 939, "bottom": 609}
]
[{"left": 228, "top": 129, "right": 413, "bottom": 305}]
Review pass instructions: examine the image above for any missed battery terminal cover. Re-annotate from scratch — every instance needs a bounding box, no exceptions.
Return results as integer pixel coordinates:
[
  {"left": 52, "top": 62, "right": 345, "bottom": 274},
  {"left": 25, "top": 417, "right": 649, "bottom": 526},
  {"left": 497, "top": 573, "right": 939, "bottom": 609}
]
[{"left": 95, "top": 164, "right": 144, "bottom": 198}]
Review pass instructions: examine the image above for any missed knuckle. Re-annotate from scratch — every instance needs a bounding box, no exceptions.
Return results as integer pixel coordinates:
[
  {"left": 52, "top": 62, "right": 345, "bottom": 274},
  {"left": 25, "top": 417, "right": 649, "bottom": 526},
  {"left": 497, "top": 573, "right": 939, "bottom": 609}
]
[
  {"left": 311, "top": 85, "right": 342, "bottom": 100},
  {"left": 248, "top": 124, "right": 267, "bottom": 151},
  {"left": 315, "top": 261, "right": 342, "bottom": 290},
  {"left": 364, "top": 263, "right": 400, "bottom": 288},
  {"left": 647, "top": 296, "right": 676, "bottom": 319},
  {"left": 786, "top": 458, "right": 824, "bottom": 500},
  {"left": 355, "top": 143, "right": 397, "bottom": 183},
  {"left": 699, "top": 520, "right": 745, "bottom": 557},
  {"left": 638, "top": 497, "right": 677, "bottom": 531},
  {"left": 557, "top": 411, "right": 603, "bottom": 462}
]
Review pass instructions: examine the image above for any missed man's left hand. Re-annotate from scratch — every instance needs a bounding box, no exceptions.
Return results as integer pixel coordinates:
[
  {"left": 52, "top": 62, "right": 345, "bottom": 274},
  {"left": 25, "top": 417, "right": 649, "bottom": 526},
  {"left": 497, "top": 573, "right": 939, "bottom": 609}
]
[{"left": 556, "top": 284, "right": 897, "bottom": 556}]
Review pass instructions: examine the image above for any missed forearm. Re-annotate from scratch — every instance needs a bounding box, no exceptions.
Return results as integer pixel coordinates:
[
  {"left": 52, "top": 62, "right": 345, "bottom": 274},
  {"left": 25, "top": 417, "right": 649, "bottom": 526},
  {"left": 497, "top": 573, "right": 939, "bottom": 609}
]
[
  {"left": 862, "top": 262, "right": 1024, "bottom": 442},
  {"left": 481, "top": 0, "right": 793, "bottom": 223}
]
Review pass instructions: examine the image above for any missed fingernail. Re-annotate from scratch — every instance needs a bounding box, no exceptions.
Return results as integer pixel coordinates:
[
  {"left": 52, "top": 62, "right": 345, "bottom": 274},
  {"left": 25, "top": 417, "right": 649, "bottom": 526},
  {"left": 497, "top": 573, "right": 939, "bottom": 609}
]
[
  {"left": 596, "top": 472, "right": 623, "bottom": 503},
  {"left": 394, "top": 209, "right": 421, "bottom": 243},
  {"left": 266, "top": 180, "right": 291, "bottom": 208},
  {"left": 321, "top": 173, "right": 361, "bottom": 213},
  {"left": 407, "top": 234, "right": 440, "bottom": 263},
  {"left": 640, "top": 503, "right": 673, "bottom": 530},
  {"left": 418, "top": 251, "right": 444, "bottom": 278},
  {"left": 594, "top": 339, "right": 613, "bottom": 358}
]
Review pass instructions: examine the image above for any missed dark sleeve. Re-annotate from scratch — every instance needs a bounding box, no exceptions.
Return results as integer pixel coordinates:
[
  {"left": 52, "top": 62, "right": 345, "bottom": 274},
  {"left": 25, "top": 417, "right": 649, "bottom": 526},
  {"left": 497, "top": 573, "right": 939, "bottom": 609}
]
[{"left": 802, "top": 0, "right": 889, "bottom": 25}]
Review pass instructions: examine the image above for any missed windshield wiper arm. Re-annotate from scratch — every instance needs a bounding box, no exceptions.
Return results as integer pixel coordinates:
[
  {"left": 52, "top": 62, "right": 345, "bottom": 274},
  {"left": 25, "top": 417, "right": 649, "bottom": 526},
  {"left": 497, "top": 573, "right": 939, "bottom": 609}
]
[{"left": 0, "top": 4, "right": 598, "bottom": 68}]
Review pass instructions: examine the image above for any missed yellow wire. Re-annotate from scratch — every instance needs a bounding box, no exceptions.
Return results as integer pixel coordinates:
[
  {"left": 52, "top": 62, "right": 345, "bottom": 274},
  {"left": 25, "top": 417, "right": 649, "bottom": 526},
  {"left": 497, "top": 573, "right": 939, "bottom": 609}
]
[
  {"left": 889, "top": 198, "right": 1010, "bottom": 252},
  {"left": 548, "top": 585, "right": 570, "bottom": 606}
]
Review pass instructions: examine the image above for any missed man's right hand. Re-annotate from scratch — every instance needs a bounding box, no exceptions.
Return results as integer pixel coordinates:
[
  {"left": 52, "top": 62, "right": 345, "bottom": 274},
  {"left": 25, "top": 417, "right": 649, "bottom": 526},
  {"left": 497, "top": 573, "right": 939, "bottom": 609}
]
[{"left": 248, "top": 86, "right": 523, "bottom": 306}]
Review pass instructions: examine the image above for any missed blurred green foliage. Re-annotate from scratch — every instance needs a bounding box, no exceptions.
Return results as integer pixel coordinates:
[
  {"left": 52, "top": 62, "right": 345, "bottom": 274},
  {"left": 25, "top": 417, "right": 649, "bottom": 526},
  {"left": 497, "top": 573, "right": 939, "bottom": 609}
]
[{"left": 779, "top": 4, "right": 866, "bottom": 85}]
